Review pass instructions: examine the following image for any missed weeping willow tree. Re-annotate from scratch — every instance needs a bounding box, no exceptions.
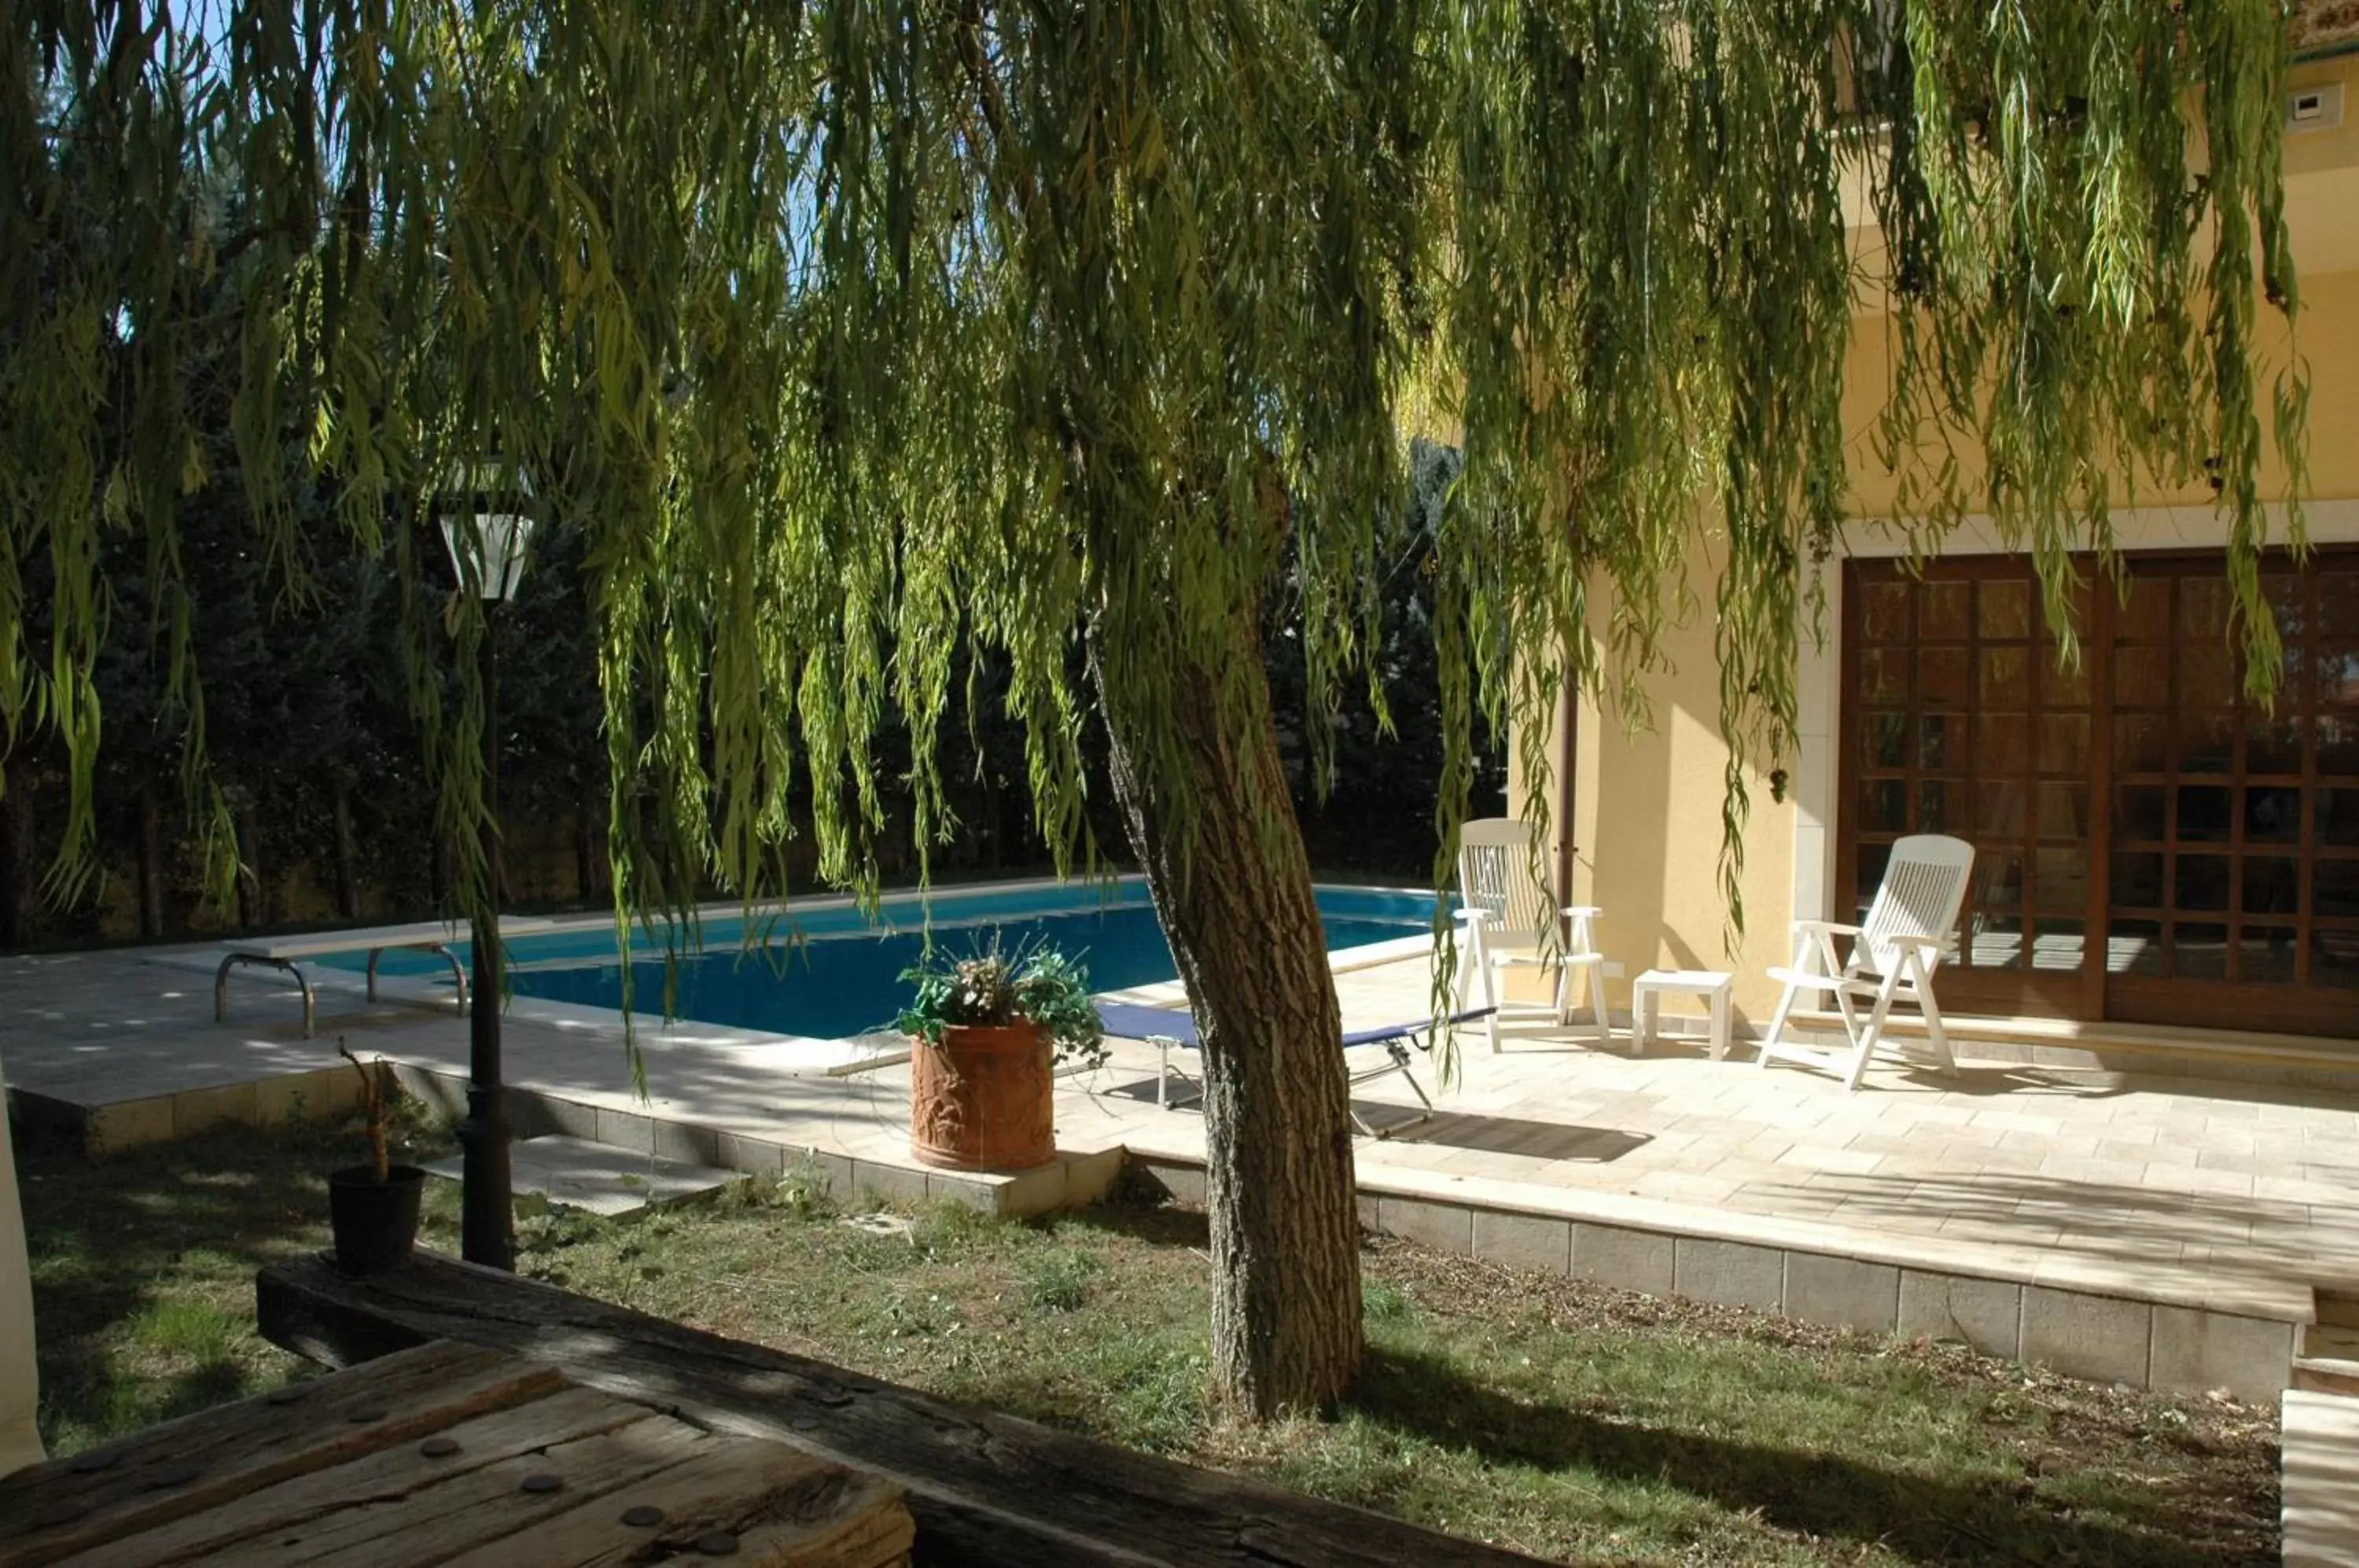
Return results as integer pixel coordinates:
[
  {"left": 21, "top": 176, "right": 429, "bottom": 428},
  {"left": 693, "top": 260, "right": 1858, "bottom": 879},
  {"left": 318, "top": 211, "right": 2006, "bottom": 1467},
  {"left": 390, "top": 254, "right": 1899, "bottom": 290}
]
[{"left": 2, "top": 0, "right": 2305, "bottom": 1415}]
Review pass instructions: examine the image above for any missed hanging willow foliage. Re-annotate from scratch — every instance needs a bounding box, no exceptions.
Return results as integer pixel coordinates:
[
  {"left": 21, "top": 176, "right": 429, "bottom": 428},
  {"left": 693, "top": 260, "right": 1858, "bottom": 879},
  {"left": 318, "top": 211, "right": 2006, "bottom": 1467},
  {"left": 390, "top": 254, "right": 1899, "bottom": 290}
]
[
  {"left": 3, "top": 0, "right": 2305, "bottom": 977},
  {"left": 1433, "top": 0, "right": 2306, "bottom": 936}
]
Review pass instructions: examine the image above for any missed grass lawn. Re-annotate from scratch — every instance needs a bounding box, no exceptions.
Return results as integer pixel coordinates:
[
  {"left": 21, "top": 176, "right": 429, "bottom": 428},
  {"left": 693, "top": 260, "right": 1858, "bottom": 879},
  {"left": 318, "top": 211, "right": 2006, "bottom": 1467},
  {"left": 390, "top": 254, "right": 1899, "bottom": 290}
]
[{"left": 17, "top": 1113, "right": 2280, "bottom": 1566}]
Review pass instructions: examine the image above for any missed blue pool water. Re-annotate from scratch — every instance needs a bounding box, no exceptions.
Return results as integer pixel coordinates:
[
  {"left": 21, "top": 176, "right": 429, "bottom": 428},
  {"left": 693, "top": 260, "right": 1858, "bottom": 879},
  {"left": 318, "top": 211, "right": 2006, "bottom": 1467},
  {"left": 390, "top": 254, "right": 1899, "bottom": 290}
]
[{"left": 333, "top": 881, "right": 1438, "bottom": 1040}]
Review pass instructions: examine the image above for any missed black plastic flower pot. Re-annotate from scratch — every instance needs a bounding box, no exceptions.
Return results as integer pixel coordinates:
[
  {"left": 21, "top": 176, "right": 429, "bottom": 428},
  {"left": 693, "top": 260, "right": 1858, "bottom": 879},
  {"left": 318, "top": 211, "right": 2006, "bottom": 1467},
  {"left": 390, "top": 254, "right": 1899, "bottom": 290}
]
[{"left": 328, "top": 1165, "right": 427, "bottom": 1274}]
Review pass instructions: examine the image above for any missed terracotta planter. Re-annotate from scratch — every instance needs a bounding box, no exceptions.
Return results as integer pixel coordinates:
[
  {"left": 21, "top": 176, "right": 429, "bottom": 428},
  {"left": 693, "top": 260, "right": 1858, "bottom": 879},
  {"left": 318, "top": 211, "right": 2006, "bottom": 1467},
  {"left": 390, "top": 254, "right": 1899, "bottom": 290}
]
[
  {"left": 328, "top": 1164, "right": 425, "bottom": 1274},
  {"left": 908, "top": 1022, "right": 1055, "bottom": 1172}
]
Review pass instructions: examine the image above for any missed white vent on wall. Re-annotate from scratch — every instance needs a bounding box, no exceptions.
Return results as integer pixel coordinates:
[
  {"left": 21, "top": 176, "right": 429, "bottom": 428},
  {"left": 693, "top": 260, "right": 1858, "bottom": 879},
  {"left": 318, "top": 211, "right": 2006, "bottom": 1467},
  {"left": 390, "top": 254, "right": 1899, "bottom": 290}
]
[{"left": 2287, "top": 82, "right": 2344, "bottom": 134}]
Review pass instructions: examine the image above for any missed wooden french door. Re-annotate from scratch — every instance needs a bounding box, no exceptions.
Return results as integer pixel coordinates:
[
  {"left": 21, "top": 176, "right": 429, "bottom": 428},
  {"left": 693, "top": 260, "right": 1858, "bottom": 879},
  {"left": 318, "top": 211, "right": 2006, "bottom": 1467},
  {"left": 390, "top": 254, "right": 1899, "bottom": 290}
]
[{"left": 1839, "top": 549, "right": 2359, "bottom": 1038}]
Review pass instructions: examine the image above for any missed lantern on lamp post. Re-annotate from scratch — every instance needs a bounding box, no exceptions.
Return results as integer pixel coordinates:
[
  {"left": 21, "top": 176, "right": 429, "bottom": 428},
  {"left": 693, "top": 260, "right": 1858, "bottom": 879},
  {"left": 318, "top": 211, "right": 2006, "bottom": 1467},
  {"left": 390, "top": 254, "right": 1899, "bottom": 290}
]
[{"left": 439, "top": 462, "right": 534, "bottom": 1272}]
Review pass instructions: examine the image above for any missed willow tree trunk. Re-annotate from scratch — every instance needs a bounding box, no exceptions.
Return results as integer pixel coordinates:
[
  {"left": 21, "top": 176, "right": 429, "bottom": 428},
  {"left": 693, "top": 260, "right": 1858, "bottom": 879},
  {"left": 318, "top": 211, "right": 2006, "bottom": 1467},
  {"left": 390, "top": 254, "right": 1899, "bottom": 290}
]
[
  {"left": 573, "top": 796, "right": 604, "bottom": 901},
  {"left": 1091, "top": 616, "right": 1364, "bottom": 1419},
  {"left": 235, "top": 801, "right": 267, "bottom": 930},
  {"left": 135, "top": 785, "right": 165, "bottom": 940},
  {"left": 0, "top": 777, "right": 29, "bottom": 949},
  {"left": 332, "top": 777, "right": 362, "bottom": 921}
]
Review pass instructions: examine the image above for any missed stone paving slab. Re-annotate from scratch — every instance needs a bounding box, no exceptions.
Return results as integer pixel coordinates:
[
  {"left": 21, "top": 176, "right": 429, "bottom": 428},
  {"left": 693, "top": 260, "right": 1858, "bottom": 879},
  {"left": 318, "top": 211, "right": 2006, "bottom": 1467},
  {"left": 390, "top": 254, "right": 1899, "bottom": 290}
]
[{"left": 421, "top": 1134, "right": 743, "bottom": 1217}]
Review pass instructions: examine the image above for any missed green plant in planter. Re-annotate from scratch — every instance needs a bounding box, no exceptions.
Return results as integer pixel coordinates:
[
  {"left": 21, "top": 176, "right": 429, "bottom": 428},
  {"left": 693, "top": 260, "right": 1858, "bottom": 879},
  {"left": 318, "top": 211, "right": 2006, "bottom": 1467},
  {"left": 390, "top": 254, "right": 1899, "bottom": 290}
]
[
  {"left": 338, "top": 1040, "right": 392, "bottom": 1183},
  {"left": 329, "top": 1038, "right": 425, "bottom": 1275},
  {"left": 896, "top": 935, "right": 1108, "bottom": 1073}
]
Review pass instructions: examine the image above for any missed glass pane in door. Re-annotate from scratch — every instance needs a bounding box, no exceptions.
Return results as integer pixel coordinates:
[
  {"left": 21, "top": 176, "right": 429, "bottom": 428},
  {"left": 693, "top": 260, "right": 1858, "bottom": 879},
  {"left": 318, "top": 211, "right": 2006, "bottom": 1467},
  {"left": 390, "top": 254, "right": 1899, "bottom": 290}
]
[
  {"left": 1846, "top": 561, "right": 2090, "bottom": 981},
  {"left": 2105, "top": 557, "right": 2359, "bottom": 998}
]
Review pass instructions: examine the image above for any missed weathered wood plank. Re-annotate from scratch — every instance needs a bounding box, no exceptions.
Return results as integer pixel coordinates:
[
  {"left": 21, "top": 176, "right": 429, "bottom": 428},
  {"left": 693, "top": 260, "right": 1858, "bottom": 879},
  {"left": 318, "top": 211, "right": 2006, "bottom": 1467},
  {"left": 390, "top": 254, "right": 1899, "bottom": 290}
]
[
  {"left": 0, "top": 1342, "right": 565, "bottom": 1567},
  {"left": 436, "top": 1437, "right": 913, "bottom": 1568},
  {"left": 60, "top": 1386, "right": 659, "bottom": 1568},
  {"left": 257, "top": 1250, "right": 1551, "bottom": 1568},
  {"left": 201, "top": 1418, "right": 713, "bottom": 1568}
]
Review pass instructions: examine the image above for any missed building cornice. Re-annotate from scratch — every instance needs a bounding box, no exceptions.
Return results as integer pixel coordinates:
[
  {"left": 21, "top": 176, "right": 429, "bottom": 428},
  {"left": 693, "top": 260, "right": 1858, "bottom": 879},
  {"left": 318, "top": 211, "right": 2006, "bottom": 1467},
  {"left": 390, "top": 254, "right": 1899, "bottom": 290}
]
[{"left": 2296, "top": 1, "right": 2359, "bottom": 57}]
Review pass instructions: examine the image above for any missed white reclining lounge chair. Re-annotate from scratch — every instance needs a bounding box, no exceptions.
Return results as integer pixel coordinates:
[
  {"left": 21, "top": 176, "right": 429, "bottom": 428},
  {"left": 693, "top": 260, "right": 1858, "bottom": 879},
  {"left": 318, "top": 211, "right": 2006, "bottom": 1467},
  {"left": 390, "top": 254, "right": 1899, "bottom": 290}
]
[
  {"left": 1757, "top": 833, "right": 1974, "bottom": 1091},
  {"left": 1453, "top": 817, "right": 1609, "bottom": 1052}
]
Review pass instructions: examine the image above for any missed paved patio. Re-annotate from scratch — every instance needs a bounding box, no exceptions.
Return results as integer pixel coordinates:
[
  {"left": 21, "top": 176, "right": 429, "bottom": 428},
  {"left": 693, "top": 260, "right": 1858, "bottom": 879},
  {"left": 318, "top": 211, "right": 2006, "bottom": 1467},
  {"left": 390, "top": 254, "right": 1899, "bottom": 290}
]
[
  {"left": 6, "top": 937, "right": 2358, "bottom": 1399},
  {"left": 1143, "top": 955, "right": 2359, "bottom": 1315}
]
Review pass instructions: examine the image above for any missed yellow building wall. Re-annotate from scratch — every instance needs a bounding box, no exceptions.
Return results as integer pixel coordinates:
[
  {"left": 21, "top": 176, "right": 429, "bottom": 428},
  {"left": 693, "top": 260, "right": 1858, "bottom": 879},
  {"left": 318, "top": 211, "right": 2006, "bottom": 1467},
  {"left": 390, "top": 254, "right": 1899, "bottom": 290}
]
[
  {"left": 1843, "top": 52, "right": 2359, "bottom": 515},
  {"left": 1559, "top": 536, "right": 1801, "bottom": 1024},
  {"left": 1844, "top": 267, "right": 2359, "bottom": 518},
  {"left": 1547, "top": 52, "right": 2359, "bottom": 1029}
]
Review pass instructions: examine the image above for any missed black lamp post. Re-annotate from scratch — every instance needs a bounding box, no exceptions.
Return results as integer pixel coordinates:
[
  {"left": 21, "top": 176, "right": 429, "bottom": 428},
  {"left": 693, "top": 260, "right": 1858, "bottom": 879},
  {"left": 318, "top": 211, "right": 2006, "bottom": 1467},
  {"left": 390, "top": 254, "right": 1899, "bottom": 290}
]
[{"left": 439, "top": 466, "right": 534, "bottom": 1272}]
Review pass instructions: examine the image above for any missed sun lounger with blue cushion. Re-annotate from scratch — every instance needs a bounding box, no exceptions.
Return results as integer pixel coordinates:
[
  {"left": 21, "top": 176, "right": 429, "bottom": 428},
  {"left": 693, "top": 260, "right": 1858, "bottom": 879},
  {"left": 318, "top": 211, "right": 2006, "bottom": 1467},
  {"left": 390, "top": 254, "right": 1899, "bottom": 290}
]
[{"left": 1095, "top": 1000, "right": 1490, "bottom": 1138}]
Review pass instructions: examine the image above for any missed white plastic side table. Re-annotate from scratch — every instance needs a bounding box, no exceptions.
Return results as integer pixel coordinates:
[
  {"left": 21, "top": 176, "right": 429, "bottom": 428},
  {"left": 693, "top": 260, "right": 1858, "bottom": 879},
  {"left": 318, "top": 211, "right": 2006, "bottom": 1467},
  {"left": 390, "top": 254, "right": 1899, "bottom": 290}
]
[{"left": 1630, "top": 969, "right": 1735, "bottom": 1059}]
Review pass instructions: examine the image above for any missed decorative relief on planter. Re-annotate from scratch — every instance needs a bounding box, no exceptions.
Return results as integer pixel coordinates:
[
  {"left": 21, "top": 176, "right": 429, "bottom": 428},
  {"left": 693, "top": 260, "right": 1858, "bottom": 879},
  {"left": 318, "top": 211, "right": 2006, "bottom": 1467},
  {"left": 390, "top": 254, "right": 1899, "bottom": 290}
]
[{"left": 908, "top": 1022, "right": 1056, "bottom": 1172}]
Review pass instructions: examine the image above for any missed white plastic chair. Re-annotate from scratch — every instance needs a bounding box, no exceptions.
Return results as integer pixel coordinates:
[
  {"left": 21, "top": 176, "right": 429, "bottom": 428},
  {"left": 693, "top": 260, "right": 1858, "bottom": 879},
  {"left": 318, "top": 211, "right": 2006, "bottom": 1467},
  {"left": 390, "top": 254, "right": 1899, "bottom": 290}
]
[
  {"left": 1757, "top": 834, "right": 1974, "bottom": 1091},
  {"left": 1452, "top": 818, "right": 1610, "bottom": 1051}
]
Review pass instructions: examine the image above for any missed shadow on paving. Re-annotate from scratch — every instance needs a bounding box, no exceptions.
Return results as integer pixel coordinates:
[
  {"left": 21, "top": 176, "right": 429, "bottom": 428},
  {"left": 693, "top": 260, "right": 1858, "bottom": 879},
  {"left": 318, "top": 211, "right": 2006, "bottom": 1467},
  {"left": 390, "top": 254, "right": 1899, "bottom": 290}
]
[
  {"left": 1349, "top": 1345, "right": 2267, "bottom": 1568},
  {"left": 1878, "top": 1064, "right": 2133, "bottom": 1100},
  {"left": 1091, "top": 1078, "right": 1649, "bottom": 1161},
  {"left": 1375, "top": 1113, "right": 1648, "bottom": 1161},
  {"left": 1800, "top": 1170, "right": 2315, "bottom": 1271}
]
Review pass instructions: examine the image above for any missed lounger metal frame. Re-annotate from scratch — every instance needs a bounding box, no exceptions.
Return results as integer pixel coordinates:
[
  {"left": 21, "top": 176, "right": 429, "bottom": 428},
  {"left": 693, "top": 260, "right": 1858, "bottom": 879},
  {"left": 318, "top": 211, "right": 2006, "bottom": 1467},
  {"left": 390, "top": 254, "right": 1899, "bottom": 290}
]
[{"left": 1099, "top": 1003, "right": 1490, "bottom": 1139}]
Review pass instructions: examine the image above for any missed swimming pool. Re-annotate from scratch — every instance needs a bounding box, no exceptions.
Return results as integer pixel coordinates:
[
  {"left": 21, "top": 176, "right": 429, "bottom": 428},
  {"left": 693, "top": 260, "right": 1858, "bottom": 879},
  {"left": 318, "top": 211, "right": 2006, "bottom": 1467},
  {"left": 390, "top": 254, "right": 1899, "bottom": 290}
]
[{"left": 332, "top": 880, "right": 1440, "bottom": 1040}]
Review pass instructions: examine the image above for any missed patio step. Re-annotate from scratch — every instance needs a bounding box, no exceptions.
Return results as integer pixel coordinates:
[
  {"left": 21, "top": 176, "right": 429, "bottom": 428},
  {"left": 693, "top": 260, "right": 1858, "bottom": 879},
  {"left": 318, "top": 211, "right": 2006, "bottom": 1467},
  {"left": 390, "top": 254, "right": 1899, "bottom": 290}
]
[
  {"left": 420, "top": 1134, "right": 745, "bottom": 1219},
  {"left": 2283, "top": 1388, "right": 2359, "bottom": 1566},
  {"left": 1128, "top": 1146, "right": 2311, "bottom": 1401},
  {"left": 385, "top": 1061, "right": 1128, "bottom": 1223},
  {"left": 2297, "top": 1297, "right": 2359, "bottom": 1396}
]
